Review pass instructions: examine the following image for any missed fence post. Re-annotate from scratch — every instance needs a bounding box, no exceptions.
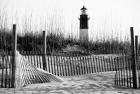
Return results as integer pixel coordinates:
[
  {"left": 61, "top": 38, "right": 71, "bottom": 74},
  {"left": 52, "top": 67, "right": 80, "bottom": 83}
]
[
  {"left": 130, "top": 27, "right": 138, "bottom": 89},
  {"left": 135, "top": 35, "right": 138, "bottom": 60},
  {"left": 42, "top": 31, "right": 47, "bottom": 70},
  {"left": 11, "top": 24, "right": 17, "bottom": 88},
  {"left": 135, "top": 36, "right": 138, "bottom": 63},
  {"left": 135, "top": 35, "right": 139, "bottom": 87}
]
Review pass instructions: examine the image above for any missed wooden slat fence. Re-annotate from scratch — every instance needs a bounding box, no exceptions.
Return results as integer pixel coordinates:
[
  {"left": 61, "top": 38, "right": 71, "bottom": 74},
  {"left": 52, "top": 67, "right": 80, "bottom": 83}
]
[
  {"left": 0, "top": 55, "right": 12, "bottom": 88},
  {"left": 0, "top": 52, "right": 121, "bottom": 88},
  {"left": 0, "top": 52, "right": 119, "bottom": 79},
  {"left": 115, "top": 55, "right": 140, "bottom": 88},
  {"left": 115, "top": 55, "right": 133, "bottom": 88}
]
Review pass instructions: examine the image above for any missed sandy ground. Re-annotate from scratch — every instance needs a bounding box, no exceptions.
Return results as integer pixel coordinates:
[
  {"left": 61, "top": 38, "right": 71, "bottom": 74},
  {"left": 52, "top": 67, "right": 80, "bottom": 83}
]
[{"left": 0, "top": 72, "right": 140, "bottom": 94}]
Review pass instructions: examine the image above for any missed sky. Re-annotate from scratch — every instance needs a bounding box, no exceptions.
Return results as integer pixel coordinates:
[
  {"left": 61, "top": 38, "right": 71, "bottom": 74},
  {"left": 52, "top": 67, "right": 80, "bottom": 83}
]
[{"left": 0, "top": 0, "right": 140, "bottom": 41}]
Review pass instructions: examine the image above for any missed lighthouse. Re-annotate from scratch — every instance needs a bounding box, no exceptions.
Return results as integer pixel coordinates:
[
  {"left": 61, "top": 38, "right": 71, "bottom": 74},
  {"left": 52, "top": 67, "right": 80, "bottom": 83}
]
[{"left": 79, "top": 6, "right": 89, "bottom": 42}]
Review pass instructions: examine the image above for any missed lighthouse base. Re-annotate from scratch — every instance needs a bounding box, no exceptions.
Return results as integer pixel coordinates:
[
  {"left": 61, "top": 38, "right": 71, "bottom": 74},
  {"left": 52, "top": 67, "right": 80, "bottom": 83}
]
[{"left": 79, "top": 29, "right": 88, "bottom": 42}]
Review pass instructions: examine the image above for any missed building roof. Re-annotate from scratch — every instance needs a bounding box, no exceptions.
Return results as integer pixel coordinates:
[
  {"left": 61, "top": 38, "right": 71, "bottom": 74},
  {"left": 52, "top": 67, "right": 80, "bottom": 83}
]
[{"left": 81, "top": 6, "right": 87, "bottom": 10}]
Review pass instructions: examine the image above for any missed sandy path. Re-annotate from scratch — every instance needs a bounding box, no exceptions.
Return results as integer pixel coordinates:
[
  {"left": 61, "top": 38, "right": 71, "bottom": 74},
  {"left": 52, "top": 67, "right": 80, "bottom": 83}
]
[{"left": 0, "top": 72, "right": 140, "bottom": 94}]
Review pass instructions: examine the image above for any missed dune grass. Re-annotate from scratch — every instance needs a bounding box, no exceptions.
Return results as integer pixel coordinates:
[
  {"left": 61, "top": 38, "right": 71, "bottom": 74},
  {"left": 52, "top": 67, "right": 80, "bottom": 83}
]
[{"left": 0, "top": 29, "right": 132, "bottom": 54}]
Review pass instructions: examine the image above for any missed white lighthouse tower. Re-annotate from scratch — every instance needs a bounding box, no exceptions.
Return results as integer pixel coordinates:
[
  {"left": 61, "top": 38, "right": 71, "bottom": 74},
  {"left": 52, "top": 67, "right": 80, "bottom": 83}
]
[{"left": 79, "top": 6, "right": 89, "bottom": 42}]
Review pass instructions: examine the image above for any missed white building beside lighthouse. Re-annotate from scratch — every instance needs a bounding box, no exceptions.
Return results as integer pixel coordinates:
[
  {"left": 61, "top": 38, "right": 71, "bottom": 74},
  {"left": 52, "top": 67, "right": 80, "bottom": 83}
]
[{"left": 79, "top": 6, "right": 90, "bottom": 42}]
